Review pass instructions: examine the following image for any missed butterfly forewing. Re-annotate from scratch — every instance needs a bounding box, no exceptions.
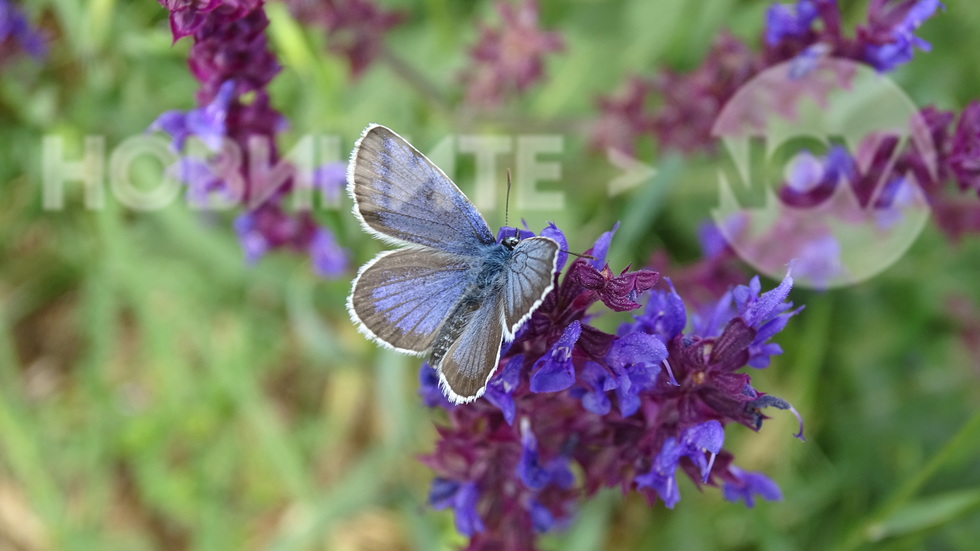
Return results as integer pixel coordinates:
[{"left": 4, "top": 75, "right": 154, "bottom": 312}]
[
  {"left": 349, "top": 125, "right": 496, "bottom": 255},
  {"left": 437, "top": 293, "right": 507, "bottom": 403},
  {"left": 349, "top": 248, "right": 475, "bottom": 354},
  {"left": 502, "top": 237, "right": 559, "bottom": 336}
]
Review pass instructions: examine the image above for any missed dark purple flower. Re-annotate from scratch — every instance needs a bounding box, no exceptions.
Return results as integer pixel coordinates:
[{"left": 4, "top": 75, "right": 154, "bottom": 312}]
[
  {"left": 155, "top": 1, "right": 349, "bottom": 279},
  {"left": 606, "top": 0, "right": 943, "bottom": 159},
  {"left": 460, "top": 0, "right": 564, "bottom": 108},
  {"left": 722, "top": 465, "right": 783, "bottom": 507},
  {"left": 635, "top": 421, "right": 724, "bottom": 508},
  {"left": 947, "top": 100, "right": 980, "bottom": 196},
  {"left": 591, "top": 77, "right": 655, "bottom": 156},
  {"left": 0, "top": 0, "right": 46, "bottom": 60},
  {"left": 284, "top": 0, "right": 403, "bottom": 77},
  {"left": 649, "top": 32, "right": 760, "bottom": 154}
]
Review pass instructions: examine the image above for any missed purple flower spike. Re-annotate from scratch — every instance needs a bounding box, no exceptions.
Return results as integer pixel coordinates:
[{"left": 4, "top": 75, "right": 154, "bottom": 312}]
[
  {"left": 948, "top": 100, "right": 980, "bottom": 196},
  {"left": 530, "top": 321, "right": 581, "bottom": 393},
  {"left": 461, "top": 0, "right": 564, "bottom": 107},
  {"left": 419, "top": 223, "right": 807, "bottom": 547},
  {"left": 284, "top": 0, "right": 403, "bottom": 77},
  {"left": 723, "top": 466, "right": 783, "bottom": 507}
]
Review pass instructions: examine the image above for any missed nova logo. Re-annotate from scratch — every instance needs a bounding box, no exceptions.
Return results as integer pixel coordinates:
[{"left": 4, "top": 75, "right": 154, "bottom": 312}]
[{"left": 710, "top": 57, "right": 936, "bottom": 289}]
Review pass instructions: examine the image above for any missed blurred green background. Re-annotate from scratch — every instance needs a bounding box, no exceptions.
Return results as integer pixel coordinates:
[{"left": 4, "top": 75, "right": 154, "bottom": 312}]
[{"left": 2, "top": 0, "right": 980, "bottom": 550}]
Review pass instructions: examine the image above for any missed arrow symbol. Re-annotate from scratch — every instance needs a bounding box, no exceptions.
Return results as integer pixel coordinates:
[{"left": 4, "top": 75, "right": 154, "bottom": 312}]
[{"left": 606, "top": 148, "right": 657, "bottom": 196}]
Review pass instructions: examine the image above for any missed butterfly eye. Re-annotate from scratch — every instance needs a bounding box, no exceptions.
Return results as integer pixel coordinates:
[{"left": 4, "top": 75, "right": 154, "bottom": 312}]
[{"left": 503, "top": 236, "right": 520, "bottom": 249}]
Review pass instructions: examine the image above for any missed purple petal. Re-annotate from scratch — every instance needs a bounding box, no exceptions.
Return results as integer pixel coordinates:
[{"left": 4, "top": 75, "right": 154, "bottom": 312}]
[
  {"left": 723, "top": 466, "right": 782, "bottom": 508},
  {"left": 530, "top": 321, "right": 581, "bottom": 393},
  {"left": 588, "top": 222, "right": 619, "bottom": 269}
]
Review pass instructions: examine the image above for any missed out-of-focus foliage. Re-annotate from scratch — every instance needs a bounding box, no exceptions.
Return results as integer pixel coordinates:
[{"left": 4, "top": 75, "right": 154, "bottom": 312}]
[{"left": 1, "top": 1, "right": 979, "bottom": 550}]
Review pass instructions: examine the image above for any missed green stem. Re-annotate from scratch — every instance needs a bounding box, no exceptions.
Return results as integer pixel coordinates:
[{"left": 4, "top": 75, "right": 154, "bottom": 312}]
[{"left": 835, "top": 407, "right": 980, "bottom": 550}]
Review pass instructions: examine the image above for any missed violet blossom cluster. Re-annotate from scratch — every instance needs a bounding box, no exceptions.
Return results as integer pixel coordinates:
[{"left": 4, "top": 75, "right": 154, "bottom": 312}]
[
  {"left": 459, "top": 0, "right": 564, "bottom": 108},
  {"left": 0, "top": 0, "right": 46, "bottom": 63},
  {"left": 593, "top": 0, "right": 980, "bottom": 293},
  {"left": 283, "top": 0, "right": 403, "bottom": 77},
  {"left": 420, "top": 224, "right": 803, "bottom": 551},
  {"left": 151, "top": 0, "right": 348, "bottom": 277},
  {"left": 593, "top": 0, "right": 945, "bottom": 156}
]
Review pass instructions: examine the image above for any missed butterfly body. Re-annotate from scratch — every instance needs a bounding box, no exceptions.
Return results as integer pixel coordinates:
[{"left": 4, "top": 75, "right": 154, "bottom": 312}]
[{"left": 346, "top": 124, "right": 559, "bottom": 404}]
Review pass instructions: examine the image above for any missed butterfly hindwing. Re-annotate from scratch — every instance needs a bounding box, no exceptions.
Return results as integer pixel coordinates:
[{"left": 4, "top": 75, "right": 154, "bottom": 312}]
[
  {"left": 502, "top": 236, "right": 560, "bottom": 337},
  {"left": 437, "top": 292, "right": 507, "bottom": 403},
  {"left": 348, "top": 125, "right": 496, "bottom": 254},
  {"left": 349, "top": 247, "right": 476, "bottom": 354}
]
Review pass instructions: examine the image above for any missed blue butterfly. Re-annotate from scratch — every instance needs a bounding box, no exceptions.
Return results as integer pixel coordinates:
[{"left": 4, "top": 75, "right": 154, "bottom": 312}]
[{"left": 346, "top": 124, "right": 560, "bottom": 404}]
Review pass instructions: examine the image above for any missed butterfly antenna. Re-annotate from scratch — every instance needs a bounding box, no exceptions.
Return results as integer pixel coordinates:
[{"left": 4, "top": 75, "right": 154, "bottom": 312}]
[
  {"left": 504, "top": 169, "right": 513, "bottom": 229},
  {"left": 563, "top": 250, "right": 596, "bottom": 261}
]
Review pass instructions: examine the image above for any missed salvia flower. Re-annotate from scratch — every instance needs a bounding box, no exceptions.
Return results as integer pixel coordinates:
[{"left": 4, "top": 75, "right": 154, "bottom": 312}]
[
  {"left": 947, "top": 100, "right": 980, "bottom": 197},
  {"left": 460, "top": 0, "right": 564, "bottom": 108},
  {"left": 152, "top": 0, "right": 348, "bottom": 277},
  {"left": 635, "top": 420, "right": 724, "bottom": 508},
  {"left": 420, "top": 224, "right": 804, "bottom": 550},
  {"left": 722, "top": 465, "right": 784, "bottom": 507},
  {"left": 284, "top": 0, "right": 403, "bottom": 77},
  {"left": 859, "top": 0, "right": 943, "bottom": 72},
  {"left": 0, "top": 0, "right": 46, "bottom": 61},
  {"left": 600, "top": 0, "right": 946, "bottom": 156}
]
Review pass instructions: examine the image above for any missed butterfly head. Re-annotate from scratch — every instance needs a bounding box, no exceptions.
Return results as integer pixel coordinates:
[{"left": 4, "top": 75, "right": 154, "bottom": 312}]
[{"left": 502, "top": 235, "right": 520, "bottom": 250}]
